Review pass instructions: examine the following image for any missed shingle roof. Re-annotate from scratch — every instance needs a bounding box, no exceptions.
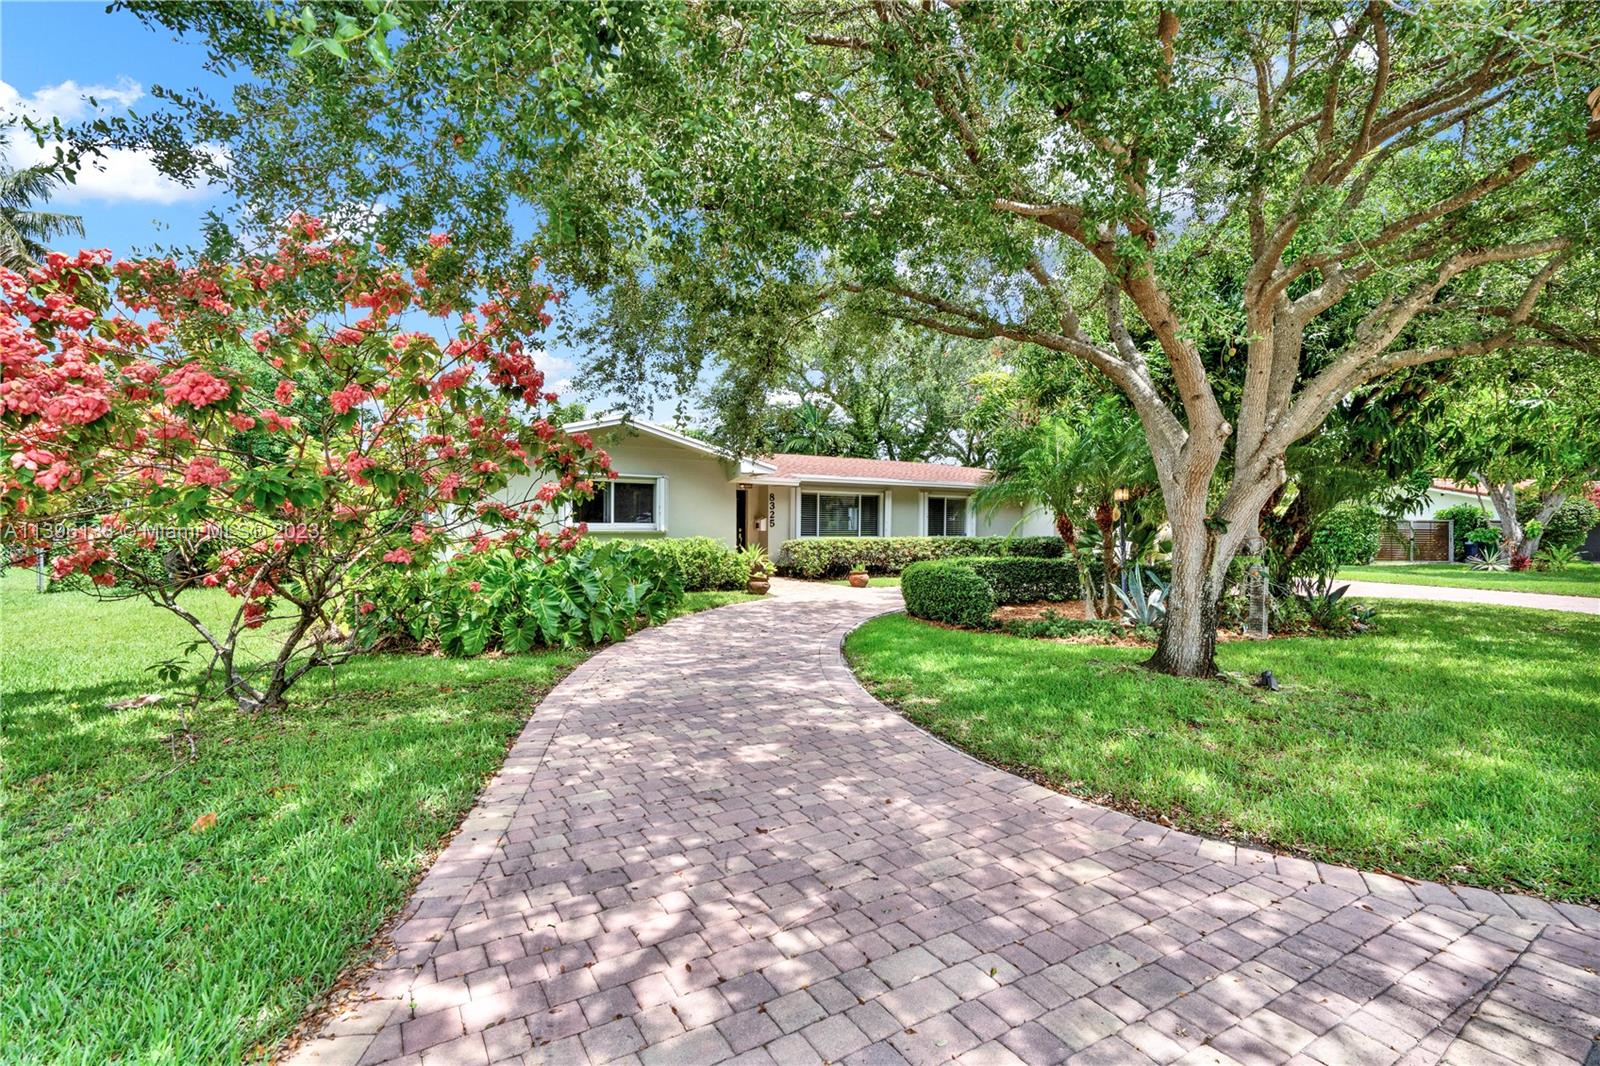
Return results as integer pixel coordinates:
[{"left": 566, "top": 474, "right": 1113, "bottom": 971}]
[{"left": 765, "top": 453, "right": 990, "bottom": 486}]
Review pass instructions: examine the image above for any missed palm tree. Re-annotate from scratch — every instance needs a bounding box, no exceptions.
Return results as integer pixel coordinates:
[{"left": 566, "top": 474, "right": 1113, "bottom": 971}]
[
  {"left": 977, "top": 399, "right": 1156, "bottom": 617},
  {"left": 777, "top": 399, "right": 848, "bottom": 455},
  {"left": 1, "top": 145, "right": 85, "bottom": 271}
]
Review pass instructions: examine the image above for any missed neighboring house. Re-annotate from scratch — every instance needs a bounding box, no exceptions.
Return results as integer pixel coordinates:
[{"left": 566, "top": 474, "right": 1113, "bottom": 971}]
[
  {"left": 1389, "top": 478, "right": 1600, "bottom": 561},
  {"left": 507, "top": 415, "right": 1056, "bottom": 556},
  {"left": 1396, "top": 479, "right": 1493, "bottom": 522}
]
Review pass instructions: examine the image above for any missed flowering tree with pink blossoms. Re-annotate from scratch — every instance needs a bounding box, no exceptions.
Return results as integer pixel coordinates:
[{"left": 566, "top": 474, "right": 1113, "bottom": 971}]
[{"left": 1, "top": 218, "right": 611, "bottom": 712}]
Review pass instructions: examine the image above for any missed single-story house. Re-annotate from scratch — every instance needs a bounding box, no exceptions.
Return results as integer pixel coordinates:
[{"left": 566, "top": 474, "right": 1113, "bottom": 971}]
[
  {"left": 510, "top": 415, "right": 1056, "bottom": 557},
  {"left": 1387, "top": 478, "right": 1600, "bottom": 561},
  {"left": 1396, "top": 479, "right": 1493, "bottom": 523}
]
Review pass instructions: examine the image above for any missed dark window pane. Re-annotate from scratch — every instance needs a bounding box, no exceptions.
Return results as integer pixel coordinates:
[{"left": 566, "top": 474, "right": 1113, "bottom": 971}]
[
  {"left": 927, "top": 496, "right": 944, "bottom": 536},
  {"left": 801, "top": 493, "right": 819, "bottom": 536},
  {"left": 576, "top": 487, "right": 607, "bottom": 524},
  {"left": 945, "top": 498, "right": 966, "bottom": 536},
  {"left": 613, "top": 480, "right": 655, "bottom": 524},
  {"left": 818, "top": 494, "right": 858, "bottom": 536},
  {"left": 860, "top": 494, "right": 880, "bottom": 537}
]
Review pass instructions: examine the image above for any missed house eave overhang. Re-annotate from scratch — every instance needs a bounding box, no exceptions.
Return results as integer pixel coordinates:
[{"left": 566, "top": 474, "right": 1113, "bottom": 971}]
[
  {"left": 746, "top": 472, "right": 989, "bottom": 491},
  {"left": 565, "top": 414, "right": 778, "bottom": 475}
]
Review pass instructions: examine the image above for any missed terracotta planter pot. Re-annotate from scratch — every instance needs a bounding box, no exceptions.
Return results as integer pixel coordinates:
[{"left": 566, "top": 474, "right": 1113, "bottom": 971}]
[
  {"left": 848, "top": 572, "right": 870, "bottom": 588},
  {"left": 747, "top": 577, "right": 770, "bottom": 595}
]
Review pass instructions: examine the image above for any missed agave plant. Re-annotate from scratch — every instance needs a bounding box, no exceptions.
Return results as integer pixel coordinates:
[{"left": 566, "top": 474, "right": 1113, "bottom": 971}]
[
  {"left": 1114, "top": 566, "right": 1167, "bottom": 626},
  {"left": 1293, "top": 573, "right": 1354, "bottom": 628},
  {"left": 1471, "top": 551, "right": 1510, "bottom": 572}
]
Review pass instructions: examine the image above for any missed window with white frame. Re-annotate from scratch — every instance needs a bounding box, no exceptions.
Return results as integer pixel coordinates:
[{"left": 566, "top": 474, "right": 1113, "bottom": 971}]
[
  {"left": 925, "top": 495, "right": 970, "bottom": 536},
  {"left": 576, "top": 477, "right": 662, "bottom": 529},
  {"left": 799, "top": 492, "right": 881, "bottom": 537}
]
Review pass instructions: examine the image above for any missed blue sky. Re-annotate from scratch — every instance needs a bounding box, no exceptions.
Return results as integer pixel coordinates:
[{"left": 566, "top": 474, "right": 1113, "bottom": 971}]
[
  {"left": 1, "top": 1, "right": 230, "bottom": 255},
  {"left": 0, "top": 2, "right": 699, "bottom": 415}
]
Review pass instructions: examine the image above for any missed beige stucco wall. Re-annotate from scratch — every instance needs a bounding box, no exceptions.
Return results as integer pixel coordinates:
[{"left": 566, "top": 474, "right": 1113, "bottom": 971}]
[
  {"left": 764, "top": 483, "right": 1061, "bottom": 562},
  {"left": 502, "top": 426, "right": 743, "bottom": 546},
  {"left": 505, "top": 433, "right": 1064, "bottom": 554},
  {"left": 1400, "top": 488, "right": 1491, "bottom": 523}
]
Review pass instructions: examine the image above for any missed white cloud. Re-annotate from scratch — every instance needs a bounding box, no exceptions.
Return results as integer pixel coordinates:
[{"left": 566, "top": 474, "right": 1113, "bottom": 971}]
[{"left": 1, "top": 77, "right": 223, "bottom": 205}]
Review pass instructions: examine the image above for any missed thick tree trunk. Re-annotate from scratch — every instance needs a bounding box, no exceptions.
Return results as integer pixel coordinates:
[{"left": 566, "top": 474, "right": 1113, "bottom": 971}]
[
  {"left": 1147, "top": 507, "right": 1221, "bottom": 678},
  {"left": 1481, "top": 480, "right": 1565, "bottom": 562}
]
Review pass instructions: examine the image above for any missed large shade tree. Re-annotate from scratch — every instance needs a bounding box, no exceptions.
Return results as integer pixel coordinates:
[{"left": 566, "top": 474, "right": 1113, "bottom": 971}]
[
  {"left": 703, "top": 314, "right": 1012, "bottom": 464},
  {"left": 1432, "top": 353, "right": 1600, "bottom": 563},
  {"left": 80, "top": 1, "right": 1600, "bottom": 675}
]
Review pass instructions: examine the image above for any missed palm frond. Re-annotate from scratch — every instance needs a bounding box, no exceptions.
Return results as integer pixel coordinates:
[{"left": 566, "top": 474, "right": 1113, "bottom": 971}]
[{"left": 0, "top": 152, "right": 85, "bottom": 269}]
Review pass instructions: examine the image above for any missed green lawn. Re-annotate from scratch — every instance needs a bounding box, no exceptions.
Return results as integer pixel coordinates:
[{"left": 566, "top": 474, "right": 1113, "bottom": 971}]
[
  {"left": 0, "top": 570, "right": 752, "bottom": 1064},
  {"left": 846, "top": 603, "right": 1600, "bottom": 902},
  {"left": 1340, "top": 561, "right": 1600, "bottom": 597}
]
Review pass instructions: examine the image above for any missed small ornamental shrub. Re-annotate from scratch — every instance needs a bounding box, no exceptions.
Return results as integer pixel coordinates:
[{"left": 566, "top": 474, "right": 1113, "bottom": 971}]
[
  {"left": 1536, "top": 544, "right": 1579, "bottom": 572},
  {"left": 901, "top": 560, "right": 995, "bottom": 628},
  {"left": 1, "top": 223, "right": 607, "bottom": 711},
  {"left": 363, "top": 539, "right": 682, "bottom": 655},
  {"left": 737, "top": 544, "right": 773, "bottom": 577},
  {"left": 1297, "top": 503, "right": 1381, "bottom": 574},
  {"left": 643, "top": 536, "right": 745, "bottom": 590},
  {"left": 1436, "top": 503, "right": 1495, "bottom": 560},
  {"left": 779, "top": 535, "right": 1063, "bottom": 578}
]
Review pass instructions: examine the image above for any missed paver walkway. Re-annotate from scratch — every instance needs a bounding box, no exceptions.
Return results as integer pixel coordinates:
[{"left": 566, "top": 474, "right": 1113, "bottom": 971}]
[
  {"left": 292, "top": 580, "right": 1600, "bottom": 1066},
  {"left": 1340, "top": 580, "right": 1599, "bottom": 615}
]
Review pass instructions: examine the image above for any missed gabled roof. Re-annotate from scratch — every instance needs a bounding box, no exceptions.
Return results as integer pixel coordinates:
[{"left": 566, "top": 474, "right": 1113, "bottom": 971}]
[
  {"left": 565, "top": 415, "right": 777, "bottom": 475},
  {"left": 763, "top": 453, "right": 990, "bottom": 488},
  {"left": 563, "top": 415, "right": 997, "bottom": 488},
  {"left": 1430, "top": 479, "right": 1487, "bottom": 496}
]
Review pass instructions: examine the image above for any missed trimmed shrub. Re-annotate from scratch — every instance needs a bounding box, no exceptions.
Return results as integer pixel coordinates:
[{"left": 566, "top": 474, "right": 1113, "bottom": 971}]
[
  {"left": 967, "top": 556, "right": 1081, "bottom": 603},
  {"left": 642, "top": 536, "right": 746, "bottom": 591},
  {"left": 901, "top": 560, "right": 996, "bottom": 628},
  {"left": 1297, "top": 503, "right": 1381, "bottom": 574},
  {"left": 364, "top": 539, "right": 683, "bottom": 655},
  {"left": 902, "top": 555, "right": 1079, "bottom": 629},
  {"left": 1436, "top": 502, "right": 1494, "bottom": 560},
  {"left": 779, "top": 535, "right": 1064, "bottom": 578}
]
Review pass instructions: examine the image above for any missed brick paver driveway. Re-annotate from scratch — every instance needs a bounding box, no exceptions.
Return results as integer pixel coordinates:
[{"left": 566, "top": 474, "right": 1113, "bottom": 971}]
[{"left": 293, "top": 580, "right": 1599, "bottom": 1066}]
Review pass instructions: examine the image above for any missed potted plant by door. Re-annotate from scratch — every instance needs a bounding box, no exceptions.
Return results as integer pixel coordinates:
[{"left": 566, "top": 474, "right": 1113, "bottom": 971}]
[
  {"left": 847, "top": 565, "right": 870, "bottom": 588},
  {"left": 740, "top": 546, "right": 773, "bottom": 595}
]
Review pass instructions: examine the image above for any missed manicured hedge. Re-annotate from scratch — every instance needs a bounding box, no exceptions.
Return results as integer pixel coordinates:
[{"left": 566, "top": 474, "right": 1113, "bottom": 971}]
[
  {"left": 902, "top": 555, "right": 1079, "bottom": 628},
  {"left": 779, "top": 535, "right": 1064, "bottom": 578},
  {"left": 641, "top": 536, "right": 746, "bottom": 591},
  {"left": 901, "top": 560, "right": 996, "bottom": 628},
  {"left": 967, "top": 557, "right": 1081, "bottom": 603}
]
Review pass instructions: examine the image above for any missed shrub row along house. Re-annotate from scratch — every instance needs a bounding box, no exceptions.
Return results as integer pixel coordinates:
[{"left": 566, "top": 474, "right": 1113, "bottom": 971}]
[{"left": 512, "top": 415, "right": 1056, "bottom": 559}]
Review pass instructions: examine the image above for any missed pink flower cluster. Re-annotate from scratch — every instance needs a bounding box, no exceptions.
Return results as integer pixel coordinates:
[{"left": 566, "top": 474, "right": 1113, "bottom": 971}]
[{"left": 162, "top": 363, "right": 233, "bottom": 408}]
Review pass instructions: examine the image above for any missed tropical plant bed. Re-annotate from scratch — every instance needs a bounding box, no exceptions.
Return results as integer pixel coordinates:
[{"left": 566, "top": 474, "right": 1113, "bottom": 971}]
[
  {"left": 845, "top": 602, "right": 1600, "bottom": 902},
  {"left": 0, "top": 570, "right": 751, "bottom": 1063}
]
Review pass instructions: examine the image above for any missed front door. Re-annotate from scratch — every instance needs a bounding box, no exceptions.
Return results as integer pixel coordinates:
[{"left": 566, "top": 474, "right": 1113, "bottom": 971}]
[{"left": 735, "top": 489, "right": 748, "bottom": 549}]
